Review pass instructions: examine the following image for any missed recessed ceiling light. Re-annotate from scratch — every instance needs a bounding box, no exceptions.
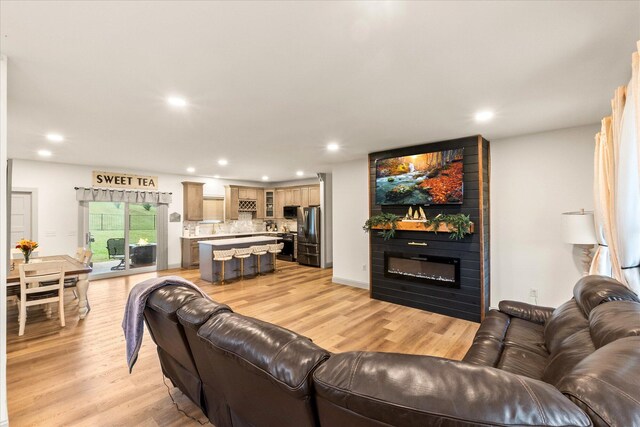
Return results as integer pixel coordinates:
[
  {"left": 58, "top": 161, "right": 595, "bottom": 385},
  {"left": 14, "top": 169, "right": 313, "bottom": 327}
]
[
  {"left": 38, "top": 149, "right": 52, "bottom": 157},
  {"left": 166, "top": 96, "right": 187, "bottom": 108},
  {"left": 261, "top": 175, "right": 269, "bottom": 181},
  {"left": 46, "top": 133, "right": 64, "bottom": 142},
  {"left": 213, "top": 175, "right": 220, "bottom": 179},
  {"left": 474, "top": 110, "right": 494, "bottom": 122},
  {"left": 186, "top": 167, "right": 195, "bottom": 173},
  {"left": 296, "top": 170, "right": 304, "bottom": 177},
  {"left": 218, "top": 159, "right": 228, "bottom": 166},
  {"left": 327, "top": 142, "right": 339, "bottom": 152}
]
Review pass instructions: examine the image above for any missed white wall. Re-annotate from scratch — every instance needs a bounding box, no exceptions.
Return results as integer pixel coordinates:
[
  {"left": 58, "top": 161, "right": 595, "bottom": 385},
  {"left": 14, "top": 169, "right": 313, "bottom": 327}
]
[
  {"left": 1, "top": 54, "right": 10, "bottom": 427},
  {"left": 331, "top": 160, "right": 369, "bottom": 288},
  {"left": 10, "top": 160, "right": 253, "bottom": 268},
  {"left": 491, "top": 124, "right": 598, "bottom": 307}
]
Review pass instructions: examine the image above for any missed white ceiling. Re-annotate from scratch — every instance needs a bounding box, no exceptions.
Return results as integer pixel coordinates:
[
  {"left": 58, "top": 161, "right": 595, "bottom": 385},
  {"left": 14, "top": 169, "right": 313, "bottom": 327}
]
[{"left": 1, "top": 1, "right": 639, "bottom": 181}]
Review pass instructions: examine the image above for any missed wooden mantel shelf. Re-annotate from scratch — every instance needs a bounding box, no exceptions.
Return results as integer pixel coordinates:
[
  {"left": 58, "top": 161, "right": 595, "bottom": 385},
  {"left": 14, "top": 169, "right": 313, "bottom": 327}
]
[{"left": 372, "top": 220, "right": 475, "bottom": 234}]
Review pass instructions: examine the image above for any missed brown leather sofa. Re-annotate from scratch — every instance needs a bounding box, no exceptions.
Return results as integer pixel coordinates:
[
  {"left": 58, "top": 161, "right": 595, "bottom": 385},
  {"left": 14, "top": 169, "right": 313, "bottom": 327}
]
[{"left": 142, "top": 275, "right": 640, "bottom": 426}]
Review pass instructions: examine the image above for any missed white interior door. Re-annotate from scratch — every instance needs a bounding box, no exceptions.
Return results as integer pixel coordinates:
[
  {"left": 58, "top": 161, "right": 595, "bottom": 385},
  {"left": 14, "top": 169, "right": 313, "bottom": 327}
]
[{"left": 11, "top": 192, "right": 32, "bottom": 243}]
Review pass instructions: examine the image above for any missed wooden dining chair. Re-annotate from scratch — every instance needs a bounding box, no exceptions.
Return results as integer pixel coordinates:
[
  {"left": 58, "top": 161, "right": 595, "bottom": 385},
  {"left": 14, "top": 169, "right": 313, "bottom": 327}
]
[
  {"left": 68, "top": 248, "right": 93, "bottom": 297},
  {"left": 17, "top": 261, "right": 66, "bottom": 336}
]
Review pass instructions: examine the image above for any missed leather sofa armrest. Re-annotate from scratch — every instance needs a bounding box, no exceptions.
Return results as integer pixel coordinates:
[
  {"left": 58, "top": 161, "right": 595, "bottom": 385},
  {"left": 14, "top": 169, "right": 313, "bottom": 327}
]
[
  {"left": 499, "top": 300, "right": 555, "bottom": 324},
  {"left": 313, "top": 352, "right": 590, "bottom": 427}
]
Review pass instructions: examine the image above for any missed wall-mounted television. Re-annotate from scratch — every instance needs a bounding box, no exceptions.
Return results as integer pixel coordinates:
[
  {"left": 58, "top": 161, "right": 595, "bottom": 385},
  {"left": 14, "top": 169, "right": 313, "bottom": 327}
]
[{"left": 375, "top": 147, "right": 464, "bottom": 205}]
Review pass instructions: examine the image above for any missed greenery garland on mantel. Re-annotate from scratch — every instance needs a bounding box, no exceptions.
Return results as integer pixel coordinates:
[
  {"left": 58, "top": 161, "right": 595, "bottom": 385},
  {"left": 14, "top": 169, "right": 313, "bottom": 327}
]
[{"left": 363, "top": 212, "right": 473, "bottom": 241}]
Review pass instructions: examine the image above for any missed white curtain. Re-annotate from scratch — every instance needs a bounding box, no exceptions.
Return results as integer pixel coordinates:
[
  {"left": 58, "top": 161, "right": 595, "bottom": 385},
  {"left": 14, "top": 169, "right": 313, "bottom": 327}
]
[
  {"left": 590, "top": 41, "right": 640, "bottom": 294},
  {"left": 589, "top": 120, "right": 613, "bottom": 276},
  {"left": 615, "top": 69, "right": 640, "bottom": 292},
  {"left": 75, "top": 187, "right": 172, "bottom": 204}
]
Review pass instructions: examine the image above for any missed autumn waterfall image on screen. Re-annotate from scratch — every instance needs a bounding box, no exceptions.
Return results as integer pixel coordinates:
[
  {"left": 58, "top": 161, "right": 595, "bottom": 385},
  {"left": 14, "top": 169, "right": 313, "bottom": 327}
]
[{"left": 375, "top": 148, "right": 464, "bottom": 205}]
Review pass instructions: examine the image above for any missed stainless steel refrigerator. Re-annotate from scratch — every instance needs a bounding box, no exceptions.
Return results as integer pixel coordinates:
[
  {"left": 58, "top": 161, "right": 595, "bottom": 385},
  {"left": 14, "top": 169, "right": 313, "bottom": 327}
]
[{"left": 297, "top": 206, "right": 321, "bottom": 267}]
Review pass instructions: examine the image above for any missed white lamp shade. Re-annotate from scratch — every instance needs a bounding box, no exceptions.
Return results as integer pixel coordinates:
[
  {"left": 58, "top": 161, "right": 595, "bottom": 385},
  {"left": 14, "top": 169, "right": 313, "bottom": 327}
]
[{"left": 561, "top": 211, "right": 597, "bottom": 244}]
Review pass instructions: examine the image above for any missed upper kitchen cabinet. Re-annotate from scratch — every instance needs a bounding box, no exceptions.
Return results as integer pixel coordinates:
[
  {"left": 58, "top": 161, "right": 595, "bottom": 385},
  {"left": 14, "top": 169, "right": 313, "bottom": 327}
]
[
  {"left": 275, "top": 189, "right": 285, "bottom": 219},
  {"left": 264, "top": 189, "right": 275, "bottom": 218},
  {"left": 225, "top": 186, "right": 240, "bottom": 220},
  {"left": 300, "top": 187, "right": 309, "bottom": 207},
  {"left": 238, "top": 187, "right": 257, "bottom": 200},
  {"left": 309, "top": 185, "right": 320, "bottom": 206},
  {"left": 256, "top": 189, "right": 265, "bottom": 218},
  {"left": 182, "top": 181, "right": 205, "bottom": 221},
  {"left": 291, "top": 188, "right": 301, "bottom": 206},
  {"left": 284, "top": 189, "right": 293, "bottom": 206}
]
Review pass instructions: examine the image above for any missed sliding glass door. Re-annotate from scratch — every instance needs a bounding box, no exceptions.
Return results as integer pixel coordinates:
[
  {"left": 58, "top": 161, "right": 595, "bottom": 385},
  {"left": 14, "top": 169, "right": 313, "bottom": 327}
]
[{"left": 82, "top": 201, "right": 160, "bottom": 277}]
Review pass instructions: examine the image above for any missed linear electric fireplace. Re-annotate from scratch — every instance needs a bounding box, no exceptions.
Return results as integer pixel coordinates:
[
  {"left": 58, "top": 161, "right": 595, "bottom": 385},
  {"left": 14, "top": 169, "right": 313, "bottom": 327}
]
[{"left": 384, "top": 252, "right": 460, "bottom": 288}]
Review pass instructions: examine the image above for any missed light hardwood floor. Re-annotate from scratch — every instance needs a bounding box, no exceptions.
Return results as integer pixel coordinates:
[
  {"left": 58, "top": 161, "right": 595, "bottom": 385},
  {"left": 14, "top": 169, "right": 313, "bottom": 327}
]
[{"left": 6, "top": 262, "right": 479, "bottom": 426}]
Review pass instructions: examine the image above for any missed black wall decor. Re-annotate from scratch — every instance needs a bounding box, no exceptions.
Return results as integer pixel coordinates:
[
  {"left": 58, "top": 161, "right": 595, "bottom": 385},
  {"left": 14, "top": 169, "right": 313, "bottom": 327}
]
[{"left": 369, "top": 135, "right": 490, "bottom": 322}]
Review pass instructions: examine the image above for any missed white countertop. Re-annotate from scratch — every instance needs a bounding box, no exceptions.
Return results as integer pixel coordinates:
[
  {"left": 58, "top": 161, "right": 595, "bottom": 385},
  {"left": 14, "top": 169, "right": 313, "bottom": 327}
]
[
  {"left": 199, "top": 235, "right": 282, "bottom": 247},
  {"left": 181, "top": 231, "right": 279, "bottom": 240}
]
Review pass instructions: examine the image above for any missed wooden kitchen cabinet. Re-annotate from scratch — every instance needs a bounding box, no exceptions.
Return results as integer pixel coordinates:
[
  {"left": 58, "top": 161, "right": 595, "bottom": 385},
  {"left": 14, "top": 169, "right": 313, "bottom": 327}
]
[
  {"left": 284, "top": 189, "right": 293, "bottom": 206},
  {"left": 181, "top": 238, "right": 204, "bottom": 268},
  {"left": 275, "top": 189, "right": 285, "bottom": 219},
  {"left": 309, "top": 185, "right": 320, "bottom": 206},
  {"left": 291, "top": 188, "right": 301, "bottom": 206},
  {"left": 182, "top": 181, "right": 204, "bottom": 221},
  {"left": 256, "top": 189, "right": 265, "bottom": 218},
  {"left": 300, "top": 187, "right": 309, "bottom": 207},
  {"left": 238, "top": 187, "right": 257, "bottom": 200},
  {"left": 264, "top": 189, "right": 275, "bottom": 218},
  {"left": 225, "top": 186, "right": 239, "bottom": 220}
]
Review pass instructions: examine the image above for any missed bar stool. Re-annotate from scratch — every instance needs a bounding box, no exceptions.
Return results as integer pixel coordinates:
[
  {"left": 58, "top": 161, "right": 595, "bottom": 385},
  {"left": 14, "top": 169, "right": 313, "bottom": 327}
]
[
  {"left": 213, "top": 249, "right": 235, "bottom": 285},
  {"left": 233, "top": 247, "right": 254, "bottom": 279},
  {"left": 250, "top": 245, "right": 270, "bottom": 276},
  {"left": 268, "top": 243, "right": 285, "bottom": 273}
]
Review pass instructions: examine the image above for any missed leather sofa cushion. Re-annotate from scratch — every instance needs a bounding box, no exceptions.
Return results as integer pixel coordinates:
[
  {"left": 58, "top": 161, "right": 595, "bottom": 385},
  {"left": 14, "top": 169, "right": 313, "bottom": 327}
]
[
  {"left": 177, "top": 298, "right": 232, "bottom": 331},
  {"left": 462, "top": 337, "right": 503, "bottom": 367},
  {"left": 573, "top": 275, "right": 640, "bottom": 317},
  {"left": 198, "top": 312, "right": 329, "bottom": 395},
  {"left": 474, "top": 310, "right": 510, "bottom": 340},
  {"left": 589, "top": 301, "right": 640, "bottom": 348},
  {"left": 314, "top": 351, "right": 591, "bottom": 427},
  {"left": 557, "top": 336, "right": 640, "bottom": 427},
  {"left": 544, "top": 299, "right": 589, "bottom": 355},
  {"left": 542, "top": 329, "right": 595, "bottom": 386},
  {"left": 497, "top": 345, "right": 548, "bottom": 380},
  {"left": 504, "top": 317, "right": 547, "bottom": 356}
]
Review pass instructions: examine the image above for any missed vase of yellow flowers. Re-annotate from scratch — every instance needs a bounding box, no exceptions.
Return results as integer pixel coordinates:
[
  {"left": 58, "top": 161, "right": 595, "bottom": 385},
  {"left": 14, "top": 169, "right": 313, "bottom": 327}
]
[{"left": 15, "top": 239, "right": 39, "bottom": 263}]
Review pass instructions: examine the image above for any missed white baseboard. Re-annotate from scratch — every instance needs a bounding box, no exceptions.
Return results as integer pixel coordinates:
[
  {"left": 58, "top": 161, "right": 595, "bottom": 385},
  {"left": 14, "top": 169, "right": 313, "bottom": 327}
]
[
  {"left": 0, "top": 418, "right": 8, "bottom": 427},
  {"left": 332, "top": 276, "right": 369, "bottom": 290},
  {"left": 167, "top": 263, "right": 181, "bottom": 269}
]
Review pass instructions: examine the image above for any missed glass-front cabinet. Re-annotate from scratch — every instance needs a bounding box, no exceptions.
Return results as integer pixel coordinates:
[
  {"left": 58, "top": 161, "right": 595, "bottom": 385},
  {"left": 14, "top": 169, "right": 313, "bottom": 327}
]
[{"left": 265, "top": 189, "right": 275, "bottom": 218}]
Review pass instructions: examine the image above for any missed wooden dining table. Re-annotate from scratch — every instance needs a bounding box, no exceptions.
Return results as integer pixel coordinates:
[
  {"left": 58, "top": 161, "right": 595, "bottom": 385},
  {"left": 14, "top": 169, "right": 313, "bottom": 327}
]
[{"left": 7, "top": 255, "right": 93, "bottom": 319}]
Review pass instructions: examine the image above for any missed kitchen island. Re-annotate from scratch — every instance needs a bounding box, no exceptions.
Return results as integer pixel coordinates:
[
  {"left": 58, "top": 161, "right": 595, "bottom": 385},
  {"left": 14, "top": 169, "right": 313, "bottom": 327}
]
[{"left": 199, "top": 235, "right": 281, "bottom": 282}]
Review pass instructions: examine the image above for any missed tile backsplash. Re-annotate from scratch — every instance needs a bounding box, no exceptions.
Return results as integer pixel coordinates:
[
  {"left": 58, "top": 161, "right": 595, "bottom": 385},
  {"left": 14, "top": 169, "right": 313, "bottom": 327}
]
[{"left": 183, "top": 218, "right": 297, "bottom": 236}]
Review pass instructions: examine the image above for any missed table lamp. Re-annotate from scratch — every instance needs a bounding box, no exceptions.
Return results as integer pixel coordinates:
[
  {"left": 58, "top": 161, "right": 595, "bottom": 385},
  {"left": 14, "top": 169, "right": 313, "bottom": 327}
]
[{"left": 561, "top": 209, "right": 597, "bottom": 275}]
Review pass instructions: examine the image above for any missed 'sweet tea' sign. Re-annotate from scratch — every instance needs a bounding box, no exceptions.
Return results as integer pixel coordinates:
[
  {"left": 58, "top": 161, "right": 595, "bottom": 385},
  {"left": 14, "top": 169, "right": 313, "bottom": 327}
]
[{"left": 92, "top": 171, "right": 158, "bottom": 190}]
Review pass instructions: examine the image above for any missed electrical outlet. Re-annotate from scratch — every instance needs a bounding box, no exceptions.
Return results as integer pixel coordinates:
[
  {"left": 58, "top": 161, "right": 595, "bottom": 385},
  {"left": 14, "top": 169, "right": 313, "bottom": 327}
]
[{"left": 529, "top": 289, "right": 538, "bottom": 298}]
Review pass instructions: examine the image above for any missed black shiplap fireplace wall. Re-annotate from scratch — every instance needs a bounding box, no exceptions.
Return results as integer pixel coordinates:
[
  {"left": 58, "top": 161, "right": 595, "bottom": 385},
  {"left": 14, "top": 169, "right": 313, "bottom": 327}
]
[{"left": 369, "top": 135, "right": 490, "bottom": 322}]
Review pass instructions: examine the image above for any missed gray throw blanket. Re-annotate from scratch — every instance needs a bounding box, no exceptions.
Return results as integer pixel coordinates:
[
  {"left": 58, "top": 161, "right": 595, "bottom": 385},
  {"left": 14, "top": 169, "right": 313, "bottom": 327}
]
[{"left": 122, "top": 275, "right": 210, "bottom": 373}]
